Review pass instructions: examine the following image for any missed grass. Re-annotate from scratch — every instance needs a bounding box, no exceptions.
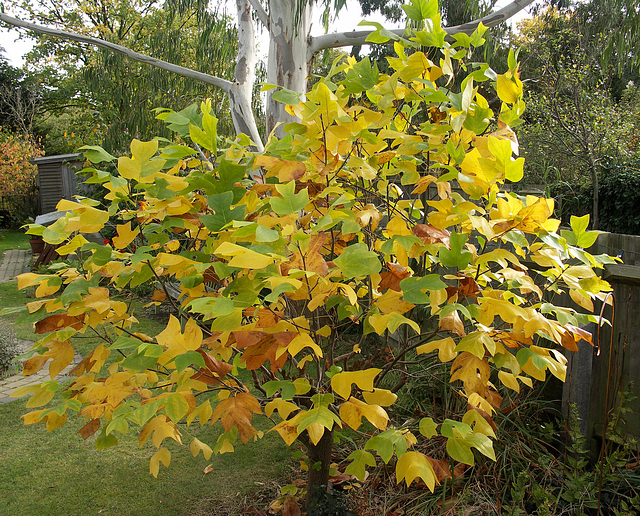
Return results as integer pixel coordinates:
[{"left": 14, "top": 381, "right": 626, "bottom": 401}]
[
  {"left": 0, "top": 396, "right": 291, "bottom": 515},
  {"left": 0, "top": 261, "right": 293, "bottom": 516},
  {"left": 0, "top": 229, "right": 30, "bottom": 253}
]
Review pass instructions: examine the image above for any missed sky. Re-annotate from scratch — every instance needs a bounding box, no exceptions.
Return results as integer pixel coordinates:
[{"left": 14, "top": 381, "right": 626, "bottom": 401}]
[{"left": 0, "top": 0, "right": 534, "bottom": 67}]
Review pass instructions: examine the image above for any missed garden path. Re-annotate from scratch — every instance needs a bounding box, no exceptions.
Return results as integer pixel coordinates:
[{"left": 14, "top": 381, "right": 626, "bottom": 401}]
[{"left": 0, "top": 248, "right": 81, "bottom": 403}]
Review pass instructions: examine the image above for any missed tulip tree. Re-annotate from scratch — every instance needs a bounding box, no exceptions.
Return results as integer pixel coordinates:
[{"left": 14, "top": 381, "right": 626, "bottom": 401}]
[{"left": 15, "top": 5, "right": 614, "bottom": 510}]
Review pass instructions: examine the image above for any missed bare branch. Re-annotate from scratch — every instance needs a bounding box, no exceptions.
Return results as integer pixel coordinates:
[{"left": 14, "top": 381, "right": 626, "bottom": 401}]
[
  {"left": 0, "top": 12, "right": 234, "bottom": 92},
  {"left": 246, "top": 0, "right": 269, "bottom": 29},
  {"left": 308, "top": 0, "right": 537, "bottom": 58}
]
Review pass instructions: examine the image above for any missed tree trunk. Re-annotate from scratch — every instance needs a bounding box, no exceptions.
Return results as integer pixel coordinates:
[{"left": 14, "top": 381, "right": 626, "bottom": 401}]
[
  {"left": 304, "top": 427, "right": 334, "bottom": 510},
  {"left": 231, "top": 0, "right": 264, "bottom": 151},
  {"left": 591, "top": 163, "right": 599, "bottom": 230},
  {"left": 266, "top": 0, "right": 311, "bottom": 137}
]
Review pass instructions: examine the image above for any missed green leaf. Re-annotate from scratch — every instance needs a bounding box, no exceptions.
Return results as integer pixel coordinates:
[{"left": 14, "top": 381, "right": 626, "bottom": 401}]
[
  {"left": 270, "top": 181, "right": 309, "bottom": 216},
  {"left": 96, "top": 429, "right": 119, "bottom": 450},
  {"left": 365, "top": 429, "right": 409, "bottom": 463},
  {"left": 400, "top": 275, "right": 446, "bottom": 303},
  {"left": 174, "top": 350, "right": 206, "bottom": 373},
  {"left": 446, "top": 436, "right": 475, "bottom": 465},
  {"left": 163, "top": 393, "right": 190, "bottom": 422},
  {"left": 402, "top": 0, "right": 439, "bottom": 21},
  {"left": 79, "top": 145, "right": 116, "bottom": 163},
  {"left": 419, "top": 417, "right": 438, "bottom": 438},
  {"left": 344, "top": 449, "right": 376, "bottom": 481},
  {"left": 202, "top": 191, "right": 246, "bottom": 231},
  {"left": 272, "top": 88, "right": 302, "bottom": 105},
  {"left": 334, "top": 244, "right": 381, "bottom": 278},
  {"left": 439, "top": 232, "right": 472, "bottom": 269},
  {"left": 263, "top": 380, "right": 297, "bottom": 400}
]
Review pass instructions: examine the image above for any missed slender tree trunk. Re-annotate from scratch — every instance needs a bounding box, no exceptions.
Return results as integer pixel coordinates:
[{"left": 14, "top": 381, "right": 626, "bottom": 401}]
[
  {"left": 304, "top": 428, "right": 334, "bottom": 510},
  {"left": 231, "top": 0, "right": 264, "bottom": 151},
  {"left": 266, "top": 0, "right": 311, "bottom": 137},
  {"left": 589, "top": 156, "right": 600, "bottom": 230}
]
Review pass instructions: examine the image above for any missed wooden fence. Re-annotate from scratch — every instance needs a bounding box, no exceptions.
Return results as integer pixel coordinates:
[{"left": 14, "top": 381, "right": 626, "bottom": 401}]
[{"left": 563, "top": 232, "right": 640, "bottom": 455}]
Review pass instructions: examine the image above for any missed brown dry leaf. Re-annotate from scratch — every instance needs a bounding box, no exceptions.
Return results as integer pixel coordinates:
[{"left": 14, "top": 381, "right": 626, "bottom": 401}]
[
  {"left": 426, "top": 457, "right": 452, "bottom": 482},
  {"left": 458, "top": 275, "right": 481, "bottom": 300},
  {"left": 151, "top": 289, "right": 166, "bottom": 302},
  {"left": 35, "top": 314, "right": 83, "bottom": 334},
  {"left": 77, "top": 418, "right": 101, "bottom": 440},
  {"left": 283, "top": 497, "right": 301, "bottom": 516},
  {"left": 439, "top": 311, "right": 466, "bottom": 337},
  {"left": 412, "top": 224, "right": 450, "bottom": 246},
  {"left": 203, "top": 464, "right": 214, "bottom": 475},
  {"left": 379, "top": 263, "right": 411, "bottom": 292}
]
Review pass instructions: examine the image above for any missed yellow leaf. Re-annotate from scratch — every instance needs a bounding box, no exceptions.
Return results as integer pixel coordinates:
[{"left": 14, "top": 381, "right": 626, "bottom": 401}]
[
  {"left": 416, "top": 337, "right": 457, "bottom": 362},
  {"left": 331, "top": 368, "right": 381, "bottom": 400},
  {"left": 265, "top": 398, "right": 300, "bottom": 420},
  {"left": 339, "top": 398, "right": 389, "bottom": 430},
  {"left": 56, "top": 234, "right": 88, "bottom": 255},
  {"left": 498, "top": 371, "right": 520, "bottom": 393},
  {"left": 368, "top": 313, "right": 420, "bottom": 336},
  {"left": 156, "top": 315, "right": 203, "bottom": 356},
  {"left": 362, "top": 388, "right": 397, "bottom": 407},
  {"left": 150, "top": 447, "right": 171, "bottom": 478},
  {"left": 395, "top": 451, "right": 437, "bottom": 491},
  {"left": 285, "top": 333, "right": 324, "bottom": 359},
  {"left": 112, "top": 222, "right": 138, "bottom": 250},
  {"left": 496, "top": 74, "right": 521, "bottom": 104},
  {"left": 214, "top": 242, "right": 273, "bottom": 269},
  {"left": 190, "top": 437, "right": 213, "bottom": 460}
]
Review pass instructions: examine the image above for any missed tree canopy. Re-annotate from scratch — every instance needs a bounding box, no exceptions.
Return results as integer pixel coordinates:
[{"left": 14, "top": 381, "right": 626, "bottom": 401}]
[{"left": 13, "top": 3, "right": 616, "bottom": 511}]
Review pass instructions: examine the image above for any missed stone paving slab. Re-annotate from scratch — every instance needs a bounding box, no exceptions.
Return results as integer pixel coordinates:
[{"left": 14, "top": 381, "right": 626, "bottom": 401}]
[
  {"left": 0, "top": 353, "right": 82, "bottom": 403},
  {"left": 0, "top": 249, "right": 32, "bottom": 283}
]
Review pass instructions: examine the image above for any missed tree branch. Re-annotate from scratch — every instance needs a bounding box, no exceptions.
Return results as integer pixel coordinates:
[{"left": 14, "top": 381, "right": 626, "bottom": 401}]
[
  {"left": 0, "top": 12, "right": 234, "bottom": 93},
  {"left": 246, "top": 0, "right": 269, "bottom": 29},
  {"left": 308, "top": 0, "right": 537, "bottom": 58}
]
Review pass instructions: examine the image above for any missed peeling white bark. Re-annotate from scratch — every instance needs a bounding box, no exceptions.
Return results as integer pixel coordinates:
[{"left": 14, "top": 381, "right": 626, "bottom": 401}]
[
  {"left": 266, "top": 0, "right": 311, "bottom": 136},
  {"left": 231, "top": 0, "right": 264, "bottom": 151},
  {"left": 308, "top": 0, "right": 537, "bottom": 59}
]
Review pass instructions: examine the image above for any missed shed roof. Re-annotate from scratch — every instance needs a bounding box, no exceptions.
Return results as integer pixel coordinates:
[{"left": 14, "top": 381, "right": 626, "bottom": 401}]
[{"left": 32, "top": 153, "right": 82, "bottom": 165}]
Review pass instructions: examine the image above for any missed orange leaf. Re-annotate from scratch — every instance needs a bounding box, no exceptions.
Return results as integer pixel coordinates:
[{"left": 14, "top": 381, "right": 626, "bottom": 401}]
[
  {"left": 413, "top": 224, "right": 450, "bottom": 246},
  {"left": 35, "top": 314, "right": 83, "bottom": 334},
  {"left": 211, "top": 392, "right": 262, "bottom": 443},
  {"left": 151, "top": 289, "right": 167, "bottom": 301},
  {"left": 77, "top": 418, "right": 101, "bottom": 440},
  {"left": 254, "top": 155, "right": 306, "bottom": 182},
  {"left": 379, "top": 263, "right": 411, "bottom": 292},
  {"left": 439, "top": 311, "right": 466, "bottom": 337}
]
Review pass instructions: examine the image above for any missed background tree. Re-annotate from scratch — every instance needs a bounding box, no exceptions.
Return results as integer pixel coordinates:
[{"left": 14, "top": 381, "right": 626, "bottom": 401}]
[
  {"left": 7, "top": 0, "right": 240, "bottom": 154},
  {"left": 1, "top": 0, "right": 537, "bottom": 151},
  {"left": 516, "top": 2, "right": 640, "bottom": 230}
]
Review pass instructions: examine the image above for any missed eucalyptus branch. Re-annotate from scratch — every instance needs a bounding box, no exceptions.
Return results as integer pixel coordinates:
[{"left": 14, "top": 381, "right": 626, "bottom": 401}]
[{"left": 0, "top": 12, "right": 234, "bottom": 92}]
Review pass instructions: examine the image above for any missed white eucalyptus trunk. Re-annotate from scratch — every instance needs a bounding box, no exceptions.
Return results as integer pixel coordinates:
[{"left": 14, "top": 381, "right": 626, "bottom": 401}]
[
  {"left": 266, "top": 0, "right": 312, "bottom": 137},
  {"left": 230, "top": 0, "right": 264, "bottom": 151}
]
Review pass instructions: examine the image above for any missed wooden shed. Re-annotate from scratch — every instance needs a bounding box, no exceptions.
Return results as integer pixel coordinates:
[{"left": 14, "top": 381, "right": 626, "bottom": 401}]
[{"left": 33, "top": 153, "right": 83, "bottom": 214}]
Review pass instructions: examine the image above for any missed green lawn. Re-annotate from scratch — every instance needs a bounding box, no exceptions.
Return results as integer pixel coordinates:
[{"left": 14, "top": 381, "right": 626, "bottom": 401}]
[
  {"left": 0, "top": 260, "right": 292, "bottom": 515},
  {"left": 0, "top": 229, "right": 30, "bottom": 253}
]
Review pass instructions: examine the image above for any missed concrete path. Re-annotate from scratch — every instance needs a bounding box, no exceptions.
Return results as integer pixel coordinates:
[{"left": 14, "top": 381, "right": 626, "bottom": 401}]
[
  {"left": 0, "top": 248, "right": 81, "bottom": 404},
  {"left": 0, "top": 248, "right": 31, "bottom": 283}
]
